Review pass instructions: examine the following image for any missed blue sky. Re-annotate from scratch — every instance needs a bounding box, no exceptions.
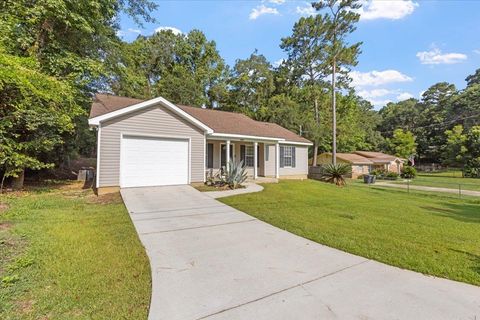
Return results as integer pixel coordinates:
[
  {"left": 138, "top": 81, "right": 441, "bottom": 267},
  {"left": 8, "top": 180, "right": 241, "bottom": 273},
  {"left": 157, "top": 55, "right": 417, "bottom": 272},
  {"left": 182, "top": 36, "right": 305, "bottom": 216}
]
[{"left": 118, "top": 0, "right": 480, "bottom": 109}]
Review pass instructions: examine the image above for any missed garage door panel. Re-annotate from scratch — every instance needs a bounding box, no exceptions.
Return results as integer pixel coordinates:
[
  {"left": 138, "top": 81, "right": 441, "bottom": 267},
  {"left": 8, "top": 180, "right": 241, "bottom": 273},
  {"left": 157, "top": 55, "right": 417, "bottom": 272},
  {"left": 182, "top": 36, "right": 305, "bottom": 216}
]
[{"left": 121, "top": 135, "right": 189, "bottom": 187}]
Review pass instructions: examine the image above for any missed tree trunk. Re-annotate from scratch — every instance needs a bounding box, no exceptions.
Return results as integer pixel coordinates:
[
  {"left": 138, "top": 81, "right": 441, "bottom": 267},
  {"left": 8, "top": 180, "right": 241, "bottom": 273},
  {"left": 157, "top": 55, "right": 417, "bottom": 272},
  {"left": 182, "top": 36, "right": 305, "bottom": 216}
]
[
  {"left": 11, "top": 169, "right": 25, "bottom": 190},
  {"left": 0, "top": 174, "right": 6, "bottom": 194},
  {"left": 331, "top": 59, "right": 337, "bottom": 165},
  {"left": 312, "top": 142, "right": 319, "bottom": 166}
]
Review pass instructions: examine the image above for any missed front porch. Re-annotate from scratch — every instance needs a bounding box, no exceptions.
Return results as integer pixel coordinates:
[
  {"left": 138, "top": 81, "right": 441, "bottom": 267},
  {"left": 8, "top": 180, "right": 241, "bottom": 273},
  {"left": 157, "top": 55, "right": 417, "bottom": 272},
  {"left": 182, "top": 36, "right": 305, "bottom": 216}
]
[{"left": 205, "top": 138, "right": 281, "bottom": 180}]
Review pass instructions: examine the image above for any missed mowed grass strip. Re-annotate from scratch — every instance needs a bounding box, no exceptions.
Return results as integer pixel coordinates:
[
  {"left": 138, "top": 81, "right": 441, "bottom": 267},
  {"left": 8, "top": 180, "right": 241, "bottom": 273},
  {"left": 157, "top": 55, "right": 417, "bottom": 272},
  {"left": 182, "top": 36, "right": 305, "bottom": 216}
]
[
  {"left": 0, "top": 184, "right": 151, "bottom": 319},
  {"left": 220, "top": 180, "right": 480, "bottom": 285},
  {"left": 389, "top": 171, "right": 480, "bottom": 192}
]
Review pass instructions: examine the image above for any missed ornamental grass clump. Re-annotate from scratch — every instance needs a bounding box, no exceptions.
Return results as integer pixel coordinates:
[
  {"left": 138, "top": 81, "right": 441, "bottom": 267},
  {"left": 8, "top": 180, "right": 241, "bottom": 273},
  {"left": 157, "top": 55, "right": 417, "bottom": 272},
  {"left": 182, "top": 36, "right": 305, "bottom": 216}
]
[
  {"left": 321, "top": 163, "right": 352, "bottom": 186},
  {"left": 221, "top": 160, "right": 248, "bottom": 189}
]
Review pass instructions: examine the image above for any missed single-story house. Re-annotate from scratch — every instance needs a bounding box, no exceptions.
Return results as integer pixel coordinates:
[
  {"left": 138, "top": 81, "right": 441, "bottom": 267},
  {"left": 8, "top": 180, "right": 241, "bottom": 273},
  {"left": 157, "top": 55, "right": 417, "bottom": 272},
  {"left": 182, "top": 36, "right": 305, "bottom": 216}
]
[
  {"left": 316, "top": 151, "right": 404, "bottom": 179},
  {"left": 88, "top": 94, "right": 312, "bottom": 194}
]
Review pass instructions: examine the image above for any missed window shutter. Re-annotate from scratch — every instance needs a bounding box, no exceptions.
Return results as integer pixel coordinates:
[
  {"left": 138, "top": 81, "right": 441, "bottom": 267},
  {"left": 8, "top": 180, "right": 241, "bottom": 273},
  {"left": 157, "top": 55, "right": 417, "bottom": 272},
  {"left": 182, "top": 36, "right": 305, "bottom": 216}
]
[
  {"left": 280, "top": 146, "right": 285, "bottom": 168},
  {"left": 207, "top": 144, "right": 214, "bottom": 168},
  {"left": 257, "top": 145, "right": 260, "bottom": 167},
  {"left": 292, "top": 147, "right": 296, "bottom": 168},
  {"left": 240, "top": 145, "right": 246, "bottom": 164}
]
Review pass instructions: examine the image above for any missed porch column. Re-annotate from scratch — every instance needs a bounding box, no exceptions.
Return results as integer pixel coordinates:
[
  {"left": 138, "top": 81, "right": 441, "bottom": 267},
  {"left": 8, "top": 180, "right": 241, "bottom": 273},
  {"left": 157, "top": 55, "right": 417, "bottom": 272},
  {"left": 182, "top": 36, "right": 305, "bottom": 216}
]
[
  {"left": 226, "top": 140, "right": 231, "bottom": 171},
  {"left": 253, "top": 141, "right": 258, "bottom": 179},
  {"left": 275, "top": 143, "right": 280, "bottom": 179}
]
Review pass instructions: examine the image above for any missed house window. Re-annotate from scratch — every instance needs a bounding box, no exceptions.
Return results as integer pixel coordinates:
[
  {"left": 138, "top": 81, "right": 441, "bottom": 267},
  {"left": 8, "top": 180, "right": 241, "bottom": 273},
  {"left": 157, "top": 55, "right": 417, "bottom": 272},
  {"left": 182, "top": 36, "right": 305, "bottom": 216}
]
[
  {"left": 206, "top": 143, "right": 213, "bottom": 169},
  {"left": 245, "top": 146, "right": 254, "bottom": 167},
  {"left": 265, "top": 145, "right": 269, "bottom": 161},
  {"left": 240, "top": 145, "right": 260, "bottom": 167},
  {"left": 280, "top": 146, "right": 296, "bottom": 168}
]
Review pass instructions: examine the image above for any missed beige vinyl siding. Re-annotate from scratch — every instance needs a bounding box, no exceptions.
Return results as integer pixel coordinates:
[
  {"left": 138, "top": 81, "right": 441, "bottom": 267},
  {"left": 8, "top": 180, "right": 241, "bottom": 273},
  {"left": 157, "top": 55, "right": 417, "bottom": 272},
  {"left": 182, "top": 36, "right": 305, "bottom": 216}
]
[
  {"left": 264, "top": 144, "right": 276, "bottom": 177},
  {"left": 279, "top": 145, "right": 308, "bottom": 176},
  {"left": 99, "top": 104, "right": 205, "bottom": 187}
]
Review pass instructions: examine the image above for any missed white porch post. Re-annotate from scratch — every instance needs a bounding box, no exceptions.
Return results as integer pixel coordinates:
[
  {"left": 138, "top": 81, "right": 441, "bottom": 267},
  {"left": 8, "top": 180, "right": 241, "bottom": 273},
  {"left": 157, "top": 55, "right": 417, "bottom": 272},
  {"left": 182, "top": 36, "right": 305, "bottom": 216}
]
[
  {"left": 253, "top": 141, "right": 258, "bottom": 179},
  {"left": 275, "top": 143, "right": 280, "bottom": 179},
  {"left": 226, "top": 140, "right": 231, "bottom": 171}
]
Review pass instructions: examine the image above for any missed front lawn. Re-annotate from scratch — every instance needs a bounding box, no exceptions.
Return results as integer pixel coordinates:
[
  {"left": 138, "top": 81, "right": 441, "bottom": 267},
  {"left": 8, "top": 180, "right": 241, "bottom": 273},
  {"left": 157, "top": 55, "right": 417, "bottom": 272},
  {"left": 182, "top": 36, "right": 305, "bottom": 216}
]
[
  {"left": 220, "top": 180, "right": 480, "bottom": 285},
  {"left": 0, "top": 183, "right": 151, "bottom": 319}
]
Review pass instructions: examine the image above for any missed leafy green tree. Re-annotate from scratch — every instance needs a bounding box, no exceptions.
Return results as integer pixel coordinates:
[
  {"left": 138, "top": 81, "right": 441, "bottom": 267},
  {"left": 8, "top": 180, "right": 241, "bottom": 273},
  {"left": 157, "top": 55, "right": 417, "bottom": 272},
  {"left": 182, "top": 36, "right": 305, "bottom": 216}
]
[
  {"left": 0, "top": 50, "right": 82, "bottom": 190},
  {"left": 223, "top": 51, "right": 275, "bottom": 119},
  {"left": 415, "top": 82, "right": 457, "bottom": 161},
  {"left": 387, "top": 129, "right": 417, "bottom": 159},
  {"left": 442, "top": 125, "right": 467, "bottom": 166},
  {"left": 312, "top": 0, "right": 362, "bottom": 164},
  {"left": 466, "top": 68, "right": 480, "bottom": 87},
  {"left": 281, "top": 14, "right": 330, "bottom": 165},
  {"left": 464, "top": 126, "right": 480, "bottom": 169},
  {"left": 0, "top": 0, "right": 157, "bottom": 179},
  {"left": 378, "top": 98, "right": 420, "bottom": 135},
  {"left": 109, "top": 29, "right": 228, "bottom": 108}
]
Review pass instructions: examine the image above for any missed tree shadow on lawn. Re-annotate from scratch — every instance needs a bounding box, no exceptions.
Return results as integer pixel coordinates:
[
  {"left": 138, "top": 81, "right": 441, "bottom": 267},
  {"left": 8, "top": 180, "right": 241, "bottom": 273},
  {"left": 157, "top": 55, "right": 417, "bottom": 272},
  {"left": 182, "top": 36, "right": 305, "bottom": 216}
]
[
  {"left": 420, "top": 202, "right": 480, "bottom": 223},
  {"left": 449, "top": 248, "right": 480, "bottom": 277}
]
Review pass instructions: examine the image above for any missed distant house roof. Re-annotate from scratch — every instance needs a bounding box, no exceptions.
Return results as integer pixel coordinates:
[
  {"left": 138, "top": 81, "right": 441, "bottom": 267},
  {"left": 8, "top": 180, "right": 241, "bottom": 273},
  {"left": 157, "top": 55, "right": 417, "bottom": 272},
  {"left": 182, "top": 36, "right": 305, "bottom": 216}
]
[
  {"left": 354, "top": 151, "right": 398, "bottom": 163},
  {"left": 333, "top": 153, "right": 374, "bottom": 164},
  {"left": 319, "top": 151, "right": 401, "bottom": 165},
  {"left": 89, "top": 94, "right": 311, "bottom": 144}
]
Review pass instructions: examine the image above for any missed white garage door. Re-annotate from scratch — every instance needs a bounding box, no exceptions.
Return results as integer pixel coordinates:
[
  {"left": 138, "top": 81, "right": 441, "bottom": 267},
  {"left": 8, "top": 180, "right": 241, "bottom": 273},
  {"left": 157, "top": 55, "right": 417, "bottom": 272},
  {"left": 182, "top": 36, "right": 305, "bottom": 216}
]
[{"left": 120, "top": 135, "right": 189, "bottom": 188}]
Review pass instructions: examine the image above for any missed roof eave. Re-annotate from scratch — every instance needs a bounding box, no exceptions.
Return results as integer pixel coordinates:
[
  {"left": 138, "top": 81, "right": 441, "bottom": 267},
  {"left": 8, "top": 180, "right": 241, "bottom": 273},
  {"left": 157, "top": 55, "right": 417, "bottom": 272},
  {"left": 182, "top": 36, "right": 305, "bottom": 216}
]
[{"left": 88, "top": 96, "right": 214, "bottom": 133}]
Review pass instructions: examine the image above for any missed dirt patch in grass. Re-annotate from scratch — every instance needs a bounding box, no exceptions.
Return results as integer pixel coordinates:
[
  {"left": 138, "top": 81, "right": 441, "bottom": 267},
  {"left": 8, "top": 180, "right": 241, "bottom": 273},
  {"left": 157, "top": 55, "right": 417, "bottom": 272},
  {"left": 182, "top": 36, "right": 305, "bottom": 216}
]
[
  {"left": 17, "top": 299, "right": 35, "bottom": 315},
  {"left": 0, "top": 203, "right": 9, "bottom": 214},
  {"left": 0, "top": 222, "right": 12, "bottom": 230},
  {"left": 87, "top": 192, "right": 123, "bottom": 205}
]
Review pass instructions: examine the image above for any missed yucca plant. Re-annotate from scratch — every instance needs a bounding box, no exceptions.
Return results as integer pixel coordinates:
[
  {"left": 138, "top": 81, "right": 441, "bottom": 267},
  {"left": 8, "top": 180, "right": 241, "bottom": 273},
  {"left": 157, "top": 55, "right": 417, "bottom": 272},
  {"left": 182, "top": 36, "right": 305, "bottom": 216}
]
[
  {"left": 321, "top": 163, "right": 352, "bottom": 186},
  {"left": 221, "top": 160, "right": 248, "bottom": 189}
]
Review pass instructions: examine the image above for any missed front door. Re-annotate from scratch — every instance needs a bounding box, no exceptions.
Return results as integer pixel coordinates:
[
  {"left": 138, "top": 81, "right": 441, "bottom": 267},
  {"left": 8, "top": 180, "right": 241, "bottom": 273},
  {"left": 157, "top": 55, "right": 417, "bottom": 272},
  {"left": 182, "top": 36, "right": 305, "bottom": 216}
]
[{"left": 221, "top": 144, "right": 234, "bottom": 167}]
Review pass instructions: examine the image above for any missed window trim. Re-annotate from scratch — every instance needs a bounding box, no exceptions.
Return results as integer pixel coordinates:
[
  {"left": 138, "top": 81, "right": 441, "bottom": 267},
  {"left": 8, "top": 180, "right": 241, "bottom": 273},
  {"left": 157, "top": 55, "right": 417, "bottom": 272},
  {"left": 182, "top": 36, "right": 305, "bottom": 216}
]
[{"left": 283, "top": 146, "right": 293, "bottom": 168}]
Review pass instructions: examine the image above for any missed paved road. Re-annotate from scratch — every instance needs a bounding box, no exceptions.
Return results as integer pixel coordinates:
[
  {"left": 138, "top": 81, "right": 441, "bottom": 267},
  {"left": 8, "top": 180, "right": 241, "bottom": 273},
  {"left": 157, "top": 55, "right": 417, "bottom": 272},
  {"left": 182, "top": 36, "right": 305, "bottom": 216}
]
[
  {"left": 376, "top": 181, "right": 480, "bottom": 197},
  {"left": 121, "top": 186, "right": 480, "bottom": 320}
]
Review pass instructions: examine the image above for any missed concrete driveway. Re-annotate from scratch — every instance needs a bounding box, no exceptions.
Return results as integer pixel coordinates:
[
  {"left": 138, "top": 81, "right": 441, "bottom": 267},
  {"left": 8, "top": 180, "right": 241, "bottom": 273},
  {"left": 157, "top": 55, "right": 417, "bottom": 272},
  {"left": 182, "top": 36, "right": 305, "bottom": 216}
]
[{"left": 121, "top": 186, "right": 480, "bottom": 320}]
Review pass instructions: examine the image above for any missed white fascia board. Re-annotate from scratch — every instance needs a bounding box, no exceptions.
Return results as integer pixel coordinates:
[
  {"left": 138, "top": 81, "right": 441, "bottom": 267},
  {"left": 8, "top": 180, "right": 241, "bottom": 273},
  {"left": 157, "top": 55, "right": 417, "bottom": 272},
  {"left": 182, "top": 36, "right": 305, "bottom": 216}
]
[
  {"left": 279, "top": 140, "right": 313, "bottom": 146},
  {"left": 208, "top": 132, "right": 284, "bottom": 142},
  {"left": 88, "top": 97, "right": 213, "bottom": 133}
]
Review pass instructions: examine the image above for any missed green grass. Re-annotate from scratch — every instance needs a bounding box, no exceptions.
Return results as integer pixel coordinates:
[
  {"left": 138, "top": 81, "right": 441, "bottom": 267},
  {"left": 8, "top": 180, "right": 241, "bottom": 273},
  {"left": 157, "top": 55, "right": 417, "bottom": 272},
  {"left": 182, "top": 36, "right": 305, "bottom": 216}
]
[
  {"left": 220, "top": 180, "right": 480, "bottom": 285},
  {"left": 0, "top": 183, "right": 151, "bottom": 319},
  {"left": 391, "top": 172, "right": 480, "bottom": 192}
]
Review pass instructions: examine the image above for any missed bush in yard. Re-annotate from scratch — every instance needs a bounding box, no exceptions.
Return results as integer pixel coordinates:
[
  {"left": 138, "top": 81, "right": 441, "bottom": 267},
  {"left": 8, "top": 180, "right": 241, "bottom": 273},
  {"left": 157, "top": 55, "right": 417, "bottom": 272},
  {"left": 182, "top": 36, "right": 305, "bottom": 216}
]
[
  {"left": 370, "top": 169, "right": 385, "bottom": 177},
  {"left": 385, "top": 172, "right": 399, "bottom": 180},
  {"left": 401, "top": 166, "right": 417, "bottom": 179},
  {"left": 321, "top": 163, "right": 352, "bottom": 187},
  {"left": 221, "top": 160, "right": 248, "bottom": 189}
]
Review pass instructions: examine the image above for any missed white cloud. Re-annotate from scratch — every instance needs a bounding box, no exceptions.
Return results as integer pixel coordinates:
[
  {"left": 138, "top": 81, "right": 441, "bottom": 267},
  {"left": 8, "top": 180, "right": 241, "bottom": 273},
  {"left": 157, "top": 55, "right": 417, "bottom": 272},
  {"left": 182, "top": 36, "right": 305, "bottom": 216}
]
[
  {"left": 155, "top": 26, "right": 182, "bottom": 35},
  {"left": 127, "top": 28, "right": 141, "bottom": 34},
  {"left": 474, "top": 49, "right": 480, "bottom": 55},
  {"left": 416, "top": 47, "right": 467, "bottom": 65},
  {"left": 296, "top": 4, "right": 316, "bottom": 16},
  {"left": 419, "top": 90, "right": 426, "bottom": 98},
  {"left": 359, "top": 0, "right": 418, "bottom": 20},
  {"left": 273, "top": 58, "right": 285, "bottom": 68},
  {"left": 267, "top": 0, "right": 285, "bottom": 4},
  {"left": 357, "top": 88, "right": 393, "bottom": 99},
  {"left": 369, "top": 98, "right": 393, "bottom": 107},
  {"left": 249, "top": 5, "right": 279, "bottom": 20},
  {"left": 350, "top": 70, "right": 413, "bottom": 87},
  {"left": 396, "top": 92, "right": 414, "bottom": 101}
]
